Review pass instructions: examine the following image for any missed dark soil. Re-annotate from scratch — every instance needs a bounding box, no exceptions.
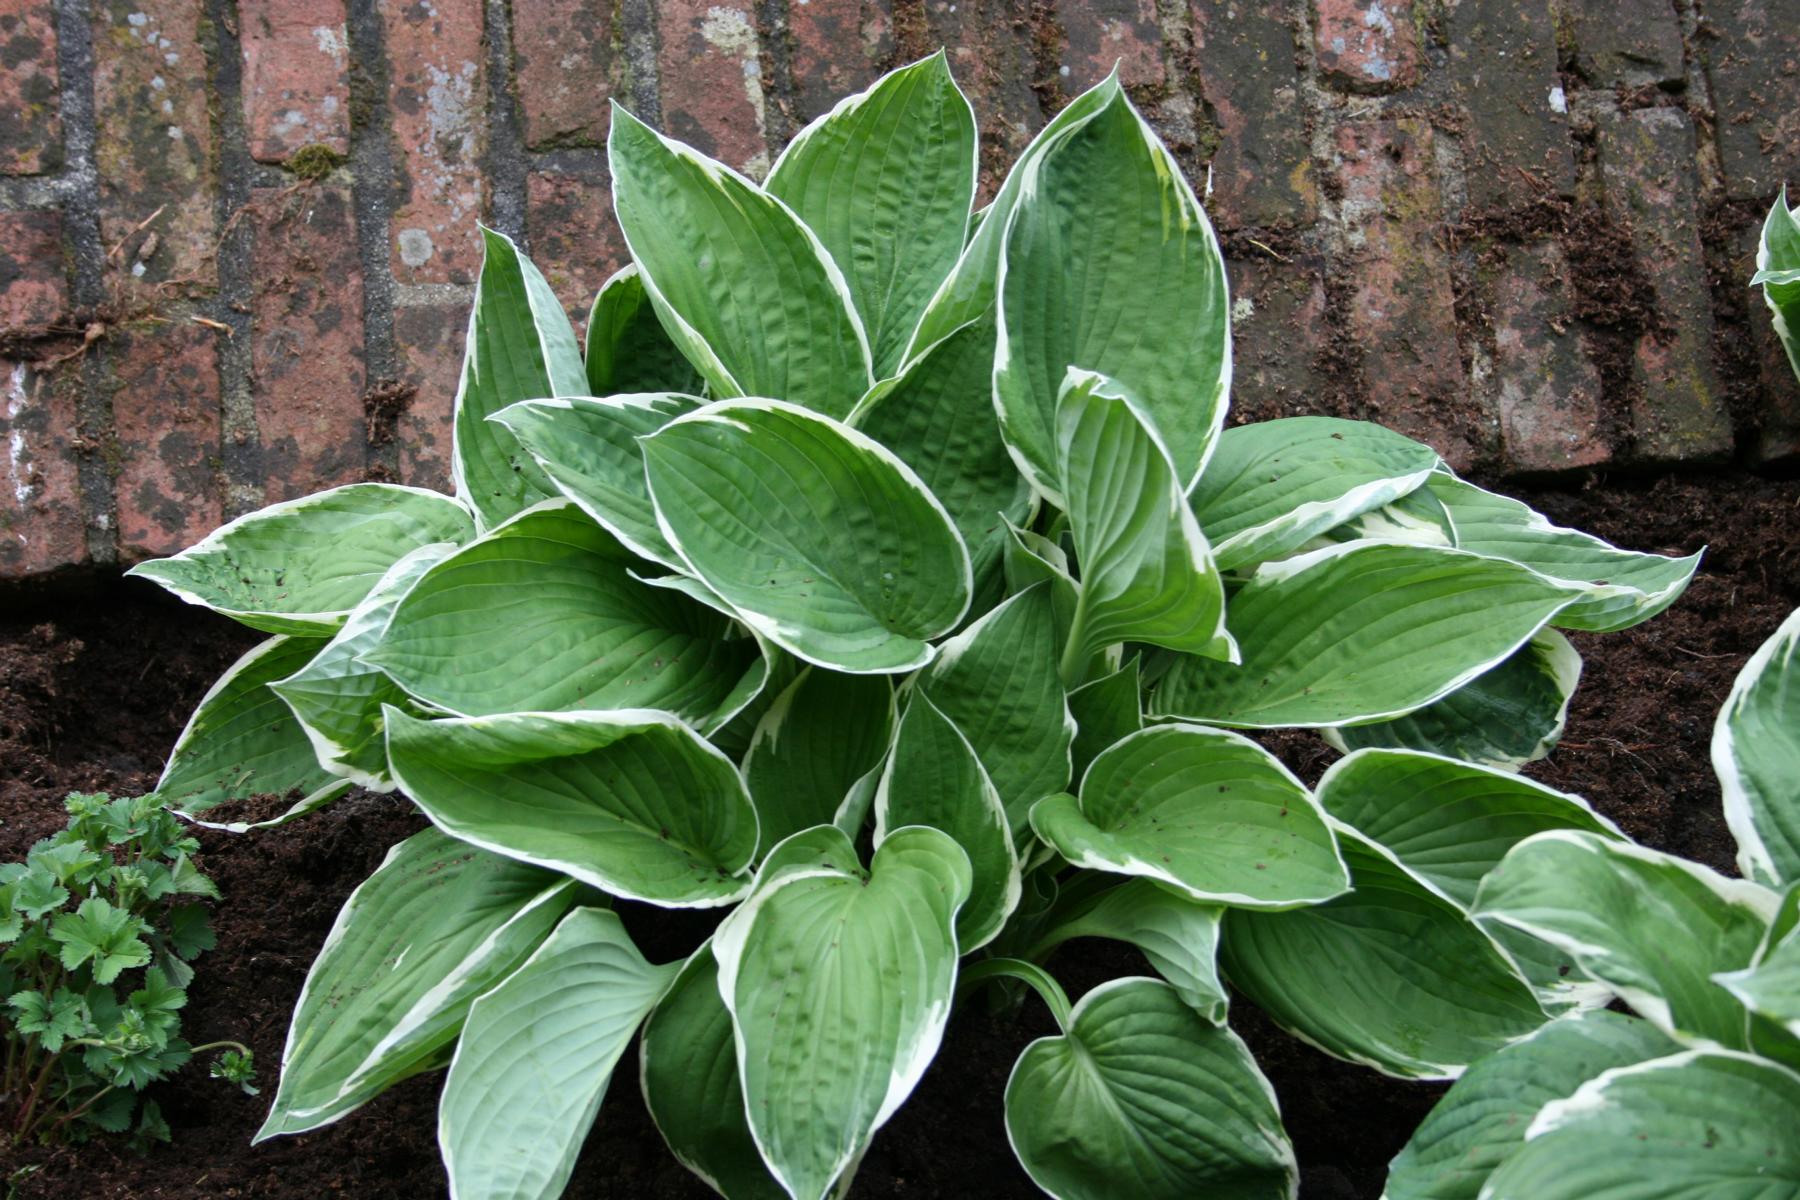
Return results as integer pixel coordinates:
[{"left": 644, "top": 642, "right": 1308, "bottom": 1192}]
[{"left": 1, "top": 468, "right": 1795, "bottom": 1199}]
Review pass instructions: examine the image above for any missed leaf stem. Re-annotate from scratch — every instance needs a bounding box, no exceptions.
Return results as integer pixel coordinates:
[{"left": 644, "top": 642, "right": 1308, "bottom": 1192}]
[{"left": 957, "top": 957, "right": 1072, "bottom": 1033}]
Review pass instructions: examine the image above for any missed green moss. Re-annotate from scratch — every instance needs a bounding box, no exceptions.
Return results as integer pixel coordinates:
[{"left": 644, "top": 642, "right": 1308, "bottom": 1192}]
[{"left": 285, "top": 143, "right": 347, "bottom": 181}]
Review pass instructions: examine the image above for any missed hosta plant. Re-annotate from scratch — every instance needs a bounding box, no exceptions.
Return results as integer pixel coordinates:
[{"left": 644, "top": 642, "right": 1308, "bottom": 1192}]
[
  {"left": 1756, "top": 188, "right": 1800, "bottom": 386},
  {"left": 129, "top": 54, "right": 1708, "bottom": 1199}
]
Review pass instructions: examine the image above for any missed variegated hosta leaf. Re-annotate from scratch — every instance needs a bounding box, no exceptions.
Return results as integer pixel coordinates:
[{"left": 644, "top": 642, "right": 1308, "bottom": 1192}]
[
  {"left": 1427, "top": 473, "right": 1701, "bottom": 633},
  {"left": 363, "top": 501, "right": 760, "bottom": 726},
  {"left": 1324, "top": 628, "right": 1581, "bottom": 771},
  {"left": 994, "top": 91, "right": 1230, "bottom": 500},
  {"left": 1005, "top": 978, "right": 1296, "bottom": 1200},
  {"left": 384, "top": 707, "right": 757, "bottom": 909},
  {"left": 711, "top": 825, "right": 971, "bottom": 1200},
  {"left": 1713, "top": 896, "right": 1800, "bottom": 1046},
  {"left": 873, "top": 693, "right": 1020, "bottom": 949},
  {"left": 640, "top": 399, "right": 972, "bottom": 673},
  {"left": 1056, "top": 370, "right": 1234, "bottom": 674},
  {"left": 916, "top": 582, "right": 1073, "bottom": 831},
  {"left": 1713, "top": 605, "right": 1800, "bottom": 886},
  {"left": 639, "top": 945, "right": 785, "bottom": 1200},
  {"left": 1755, "top": 188, "right": 1800, "bottom": 386},
  {"left": 269, "top": 543, "right": 456, "bottom": 792},
  {"left": 1222, "top": 828, "right": 1545, "bottom": 1079},
  {"left": 583, "top": 264, "right": 705, "bottom": 397},
  {"left": 708, "top": 645, "right": 805, "bottom": 763},
  {"left": 1478, "top": 1050, "right": 1800, "bottom": 1199},
  {"left": 766, "top": 51, "right": 976, "bottom": 377},
  {"left": 438, "top": 908, "right": 677, "bottom": 1200},
  {"left": 454, "top": 228, "right": 587, "bottom": 529},
  {"left": 1383, "top": 1010, "right": 1682, "bottom": 1200},
  {"left": 608, "top": 105, "right": 872, "bottom": 418},
  {"left": 256, "top": 829, "right": 575, "bottom": 1140},
  {"left": 853, "top": 316, "right": 1034, "bottom": 591},
  {"left": 1028, "top": 877, "right": 1229, "bottom": 1022},
  {"left": 491, "top": 393, "right": 701, "bottom": 570},
  {"left": 155, "top": 635, "right": 351, "bottom": 825},
  {"left": 1067, "top": 658, "right": 1143, "bottom": 783},
  {"left": 1472, "top": 831, "right": 1779, "bottom": 1047},
  {"left": 1149, "top": 541, "right": 1581, "bottom": 728},
  {"left": 126, "top": 483, "right": 475, "bottom": 635},
  {"left": 1030, "top": 724, "right": 1348, "bottom": 909},
  {"left": 741, "top": 665, "right": 894, "bottom": 853},
  {"left": 1189, "top": 417, "right": 1441, "bottom": 571}
]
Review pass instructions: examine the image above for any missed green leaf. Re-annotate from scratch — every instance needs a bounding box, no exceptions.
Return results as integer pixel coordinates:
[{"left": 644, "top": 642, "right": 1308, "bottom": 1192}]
[
  {"left": 1713, "top": 896, "right": 1800, "bottom": 1041},
  {"left": 1189, "top": 417, "right": 1442, "bottom": 571},
  {"left": 1028, "top": 878, "right": 1229, "bottom": 1021},
  {"left": 608, "top": 104, "right": 872, "bottom": 418},
  {"left": 490, "top": 393, "right": 701, "bottom": 569},
  {"left": 1427, "top": 473, "right": 1701, "bottom": 633},
  {"left": 8, "top": 986, "right": 88, "bottom": 1052},
  {"left": 1323, "top": 628, "right": 1582, "bottom": 770},
  {"left": 155, "top": 635, "right": 353, "bottom": 821},
  {"left": 995, "top": 91, "right": 1229, "bottom": 497},
  {"left": 1756, "top": 188, "right": 1800, "bottom": 386},
  {"left": 439, "top": 908, "right": 678, "bottom": 1200},
  {"left": 1005, "top": 978, "right": 1295, "bottom": 1200},
  {"left": 712, "top": 825, "right": 971, "bottom": 1200},
  {"left": 1478, "top": 1050, "right": 1800, "bottom": 1199},
  {"left": 363, "top": 501, "right": 760, "bottom": 724},
  {"left": 1222, "top": 829, "right": 1545, "bottom": 1078},
  {"left": 641, "top": 399, "right": 971, "bottom": 673},
  {"left": 385, "top": 707, "right": 757, "bottom": 908},
  {"left": 1472, "top": 831, "right": 1779, "bottom": 1047},
  {"left": 454, "top": 227, "right": 587, "bottom": 529},
  {"left": 166, "top": 903, "right": 215, "bottom": 959},
  {"left": 766, "top": 52, "right": 976, "bottom": 377},
  {"left": 1384, "top": 1010, "right": 1682, "bottom": 1200},
  {"left": 125, "top": 483, "right": 475, "bottom": 636},
  {"left": 1056, "top": 370, "right": 1234, "bottom": 674},
  {"left": 583, "top": 264, "right": 705, "bottom": 397},
  {"left": 741, "top": 666, "right": 894, "bottom": 854},
  {"left": 269, "top": 542, "right": 456, "bottom": 795},
  {"left": 256, "top": 829, "right": 575, "bottom": 1141},
  {"left": 1149, "top": 541, "right": 1581, "bottom": 728},
  {"left": 874, "top": 693, "right": 1020, "bottom": 949},
  {"left": 1031, "top": 724, "right": 1348, "bottom": 909},
  {"left": 1067, "top": 658, "right": 1142, "bottom": 783},
  {"left": 50, "top": 897, "right": 150, "bottom": 984},
  {"left": 1714, "top": 605, "right": 1800, "bottom": 886},
  {"left": 12, "top": 865, "right": 68, "bottom": 919}
]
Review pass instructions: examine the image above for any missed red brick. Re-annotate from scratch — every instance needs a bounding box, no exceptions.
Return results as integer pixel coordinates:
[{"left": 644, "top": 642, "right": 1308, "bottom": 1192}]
[
  {"left": 1486, "top": 241, "right": 1610, "bottom": 472},
  {"left": 1334, "top": 119, "right": 1484, "bottom": 468},
  {"left": 386, "top": 0, "right": 486, "bottom": 285},
  {"left": 0, "top": 360, "right": 85, "bottom": 577},
  {"left": 240, "top": 0, "right": 351, "bottom": 163},
  {"left": 250, "top": 187, "right": 366, "bottom": 499},
  {"left": 512, "top": 0, "right": 619, "bottom": 149},
  {"left": 0, "top": 3, "right": 61, "bottom": 175},
  {"left": 110, "top": 323, "right": 222, "bottom": 559},
  {"left": 392, "top": 302, "right": 463, "bottom": 492},
  {"left": 928, "top": 0, "right": 1041, "bottom": 198},
  {"left": 1059, "top": 0, "right": 1163, "bottom": 89},
  {"left": 1190, "top": 1, "right": 1316, "bottom": 230},
  {"left": 1703, "top": 0, "right": 1800, "bottom": 202},
  {"left": 525, "top": 168, "right": 630, "bottom": 325},
  {"left": 1441, "top": 0, "right": 1572, "bottom": 210},
  {"left": 659, "top": 0, "right": 769, "bottom": 175},
  {"left": 1313, "top": 0, "right": 1418, "bottom": 93},
  {"left": 1225, "top": 254, "right": 1328, "bottom": 423},
  {"left": 1563, "top": 0, "right": 1685, "bottom": 88},
  {"left": 92, "top": 0, "right": 216, "bottom": 290},
  {"left": 0, "top": 211, "right": 67, "bottom": 330},
  {"left": 788, "top": 0, "right": 893, "bottom": 121}
]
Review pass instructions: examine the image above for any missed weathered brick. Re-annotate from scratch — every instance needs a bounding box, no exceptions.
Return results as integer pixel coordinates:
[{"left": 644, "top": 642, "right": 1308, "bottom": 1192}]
[
  {"left": 1059, "top": 0, "right": 1164, "bottom": 88},
  {"left": 0, "top": 2, "right": 60, "bottom": 175},
  {"left": 1189, "top": 0, "right": 1315, "bottom": 230},
  {"left": 392, "top": 302, "right": 463, "bottom": 492},
  {"left": 1224, "top": 253, "right": 1328, "bottom": 423},
  {"left": 1441, "top": 0, "right": 1573, "bottom": 210},
  {"left": 1593, "top": 105, "right": 1732, "bottom": 463},
  {"left": 240, "top": 0, "right": 351, "bottom": 163},
  {"left": 928, "top": 0, "right": 1041, "bottom": 196},
  {"left": 1313, "top": 0, "right": 1418, "bottom": 94},
  {"left": 1334, "top": 119, "right": 1485, "bottom": 468},
  {"left": 0, "top": 211, "right": 66, "bottom": 330},
  {"left": 788, "top": 0, "right": 893, "bottom": 121},
  {"left": 386, "top": 0, "right": 485, "bottom": 285},
  {"left": 512, "top": 0, "right": 619, "bottom": 149},
  {"left": 1704, "top": 0, "right": 1800, "bottom": 202},
  {"left": 0, "top": 360, "right": 85, "bottom": 577},
  {"left": 659, "top": 0, "right": 769, "bottom": 175},
  {"left": 109, "top": 323, "right": 222, "bottom": 559},
  {"left": 1484, "top": 240, "right": 1610, "bottom": 471},
  {"left": 1561, "top": 0, "right": 1685, "bottom": 89},
  {"left": 250, "top": 187, "right": 367, "bottom": 499},
  {"left": 526, "top": 166, "right": 629, "bottom": 325},
  {"left": 92, "top": 0, "right": 215, "bottom": 289}
]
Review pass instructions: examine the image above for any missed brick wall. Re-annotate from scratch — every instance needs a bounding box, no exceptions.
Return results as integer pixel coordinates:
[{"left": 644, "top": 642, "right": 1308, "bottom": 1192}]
[{"left": 1, "top": 0, "right": 1796, "bottom": 579}]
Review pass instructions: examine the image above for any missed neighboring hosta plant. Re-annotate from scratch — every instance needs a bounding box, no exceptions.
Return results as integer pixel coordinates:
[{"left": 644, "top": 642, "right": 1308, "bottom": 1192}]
[
  {"left": 1756, "top": 188, "right": 1800, "bottom": 387},
  {"left": 128, "top": 54, "right": 1706, "bottom": 1199}
]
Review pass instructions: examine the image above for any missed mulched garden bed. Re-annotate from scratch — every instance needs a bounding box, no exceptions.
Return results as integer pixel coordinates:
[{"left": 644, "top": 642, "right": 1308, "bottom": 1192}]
[{"left": 2, "top": 468, "right": 1795, "bottom": 1199}]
